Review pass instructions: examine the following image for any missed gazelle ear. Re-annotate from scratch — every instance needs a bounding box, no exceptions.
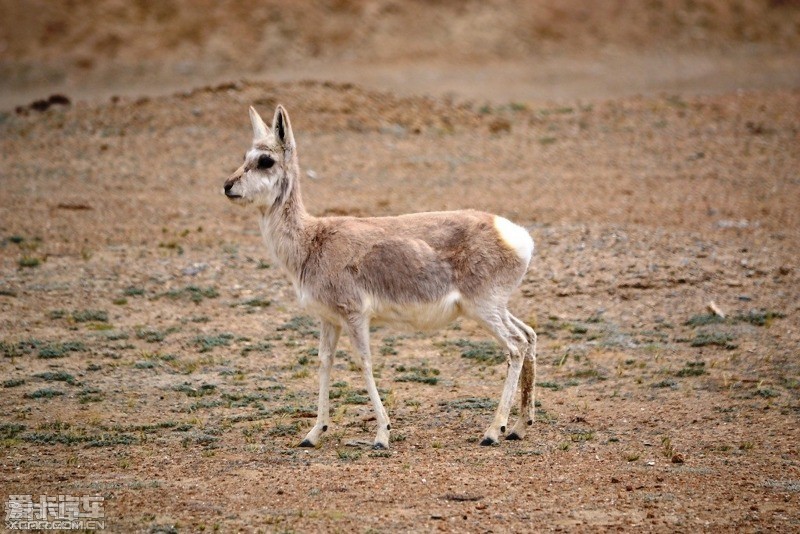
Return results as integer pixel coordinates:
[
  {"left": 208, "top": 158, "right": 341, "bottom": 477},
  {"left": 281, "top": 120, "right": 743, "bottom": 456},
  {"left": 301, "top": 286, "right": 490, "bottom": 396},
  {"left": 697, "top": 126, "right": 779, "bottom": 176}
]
[
  {"left": 249, "top": 106, "right": 269, "bottom": 140},
  {"left": 272, "top": 104, "right": 295, "bottom": 152}
]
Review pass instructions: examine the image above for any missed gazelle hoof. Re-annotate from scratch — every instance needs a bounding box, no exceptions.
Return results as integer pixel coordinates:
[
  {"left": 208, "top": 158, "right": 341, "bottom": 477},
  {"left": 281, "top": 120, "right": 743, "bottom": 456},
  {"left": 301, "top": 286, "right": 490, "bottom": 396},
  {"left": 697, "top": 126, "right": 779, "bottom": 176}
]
[
  {"left": 505, "top": 432, "right": 522, "bottom": 441},
  {"left": 480, "top": 437, "right": 499, "bottom": 446},
  {"left": 372, "top": 442, "right": 388, "bottom": 450},
  {"left": 299, "top": 439, "right": 316, "bottom": 448}
]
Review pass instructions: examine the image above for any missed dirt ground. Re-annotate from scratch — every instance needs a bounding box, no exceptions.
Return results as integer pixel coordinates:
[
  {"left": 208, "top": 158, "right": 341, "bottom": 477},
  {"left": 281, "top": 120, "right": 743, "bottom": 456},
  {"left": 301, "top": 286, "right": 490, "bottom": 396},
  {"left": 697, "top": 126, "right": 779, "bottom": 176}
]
[{"left": 2, "top": 1, "right": 800, "bottom": 532}]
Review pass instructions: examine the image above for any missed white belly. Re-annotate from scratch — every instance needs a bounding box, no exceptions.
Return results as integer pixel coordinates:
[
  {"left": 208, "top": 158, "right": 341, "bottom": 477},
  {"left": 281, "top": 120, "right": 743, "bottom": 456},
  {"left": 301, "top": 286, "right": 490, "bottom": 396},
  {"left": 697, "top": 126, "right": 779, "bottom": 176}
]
[
  {"left": 296, "top": 285, "right": 463, "bottom": 332},
  {"left": 366, "top": 290, "right": 463, "bottom": 331}
]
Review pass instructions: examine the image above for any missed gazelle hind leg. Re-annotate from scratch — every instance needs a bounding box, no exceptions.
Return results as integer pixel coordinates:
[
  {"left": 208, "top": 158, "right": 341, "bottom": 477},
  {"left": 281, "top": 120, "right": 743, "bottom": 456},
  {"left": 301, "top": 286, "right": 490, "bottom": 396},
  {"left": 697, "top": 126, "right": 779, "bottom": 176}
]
[
  {"left": 506, "top": 314, "right": 536, "bottom": 440},
  {"left": 474, "top": 308, "right": 527, "bottom": 446}
]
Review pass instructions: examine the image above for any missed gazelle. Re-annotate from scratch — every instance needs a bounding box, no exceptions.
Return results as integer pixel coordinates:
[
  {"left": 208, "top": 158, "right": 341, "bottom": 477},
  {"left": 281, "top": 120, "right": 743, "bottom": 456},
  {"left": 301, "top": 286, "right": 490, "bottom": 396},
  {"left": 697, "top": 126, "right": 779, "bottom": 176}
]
[{"left": 223, "top": 104, "right": 537, "bottom": 449}]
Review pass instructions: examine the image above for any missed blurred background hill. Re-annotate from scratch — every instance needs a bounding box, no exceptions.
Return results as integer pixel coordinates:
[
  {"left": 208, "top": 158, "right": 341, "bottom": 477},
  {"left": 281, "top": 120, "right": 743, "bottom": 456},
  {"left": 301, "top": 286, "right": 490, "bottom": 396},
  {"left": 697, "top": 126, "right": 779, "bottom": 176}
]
[{"left": 2, "top": 0, "right": 799, "bottom": 108}]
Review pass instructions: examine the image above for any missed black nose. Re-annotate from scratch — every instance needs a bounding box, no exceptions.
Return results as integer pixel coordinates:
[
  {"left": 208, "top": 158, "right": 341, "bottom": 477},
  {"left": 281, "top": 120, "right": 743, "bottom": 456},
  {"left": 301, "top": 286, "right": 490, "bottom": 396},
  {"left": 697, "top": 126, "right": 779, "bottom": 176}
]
[{"left": 224, "top": 182, "right": 233, "bottom": 193}]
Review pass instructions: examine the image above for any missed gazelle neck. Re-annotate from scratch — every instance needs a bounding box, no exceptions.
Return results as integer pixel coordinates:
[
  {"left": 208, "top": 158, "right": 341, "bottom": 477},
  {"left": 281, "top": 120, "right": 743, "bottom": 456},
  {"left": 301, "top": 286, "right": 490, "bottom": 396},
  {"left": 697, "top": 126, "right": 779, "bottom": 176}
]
[{"left": 258, "top": 164, "right": 311, "bottom": 279}]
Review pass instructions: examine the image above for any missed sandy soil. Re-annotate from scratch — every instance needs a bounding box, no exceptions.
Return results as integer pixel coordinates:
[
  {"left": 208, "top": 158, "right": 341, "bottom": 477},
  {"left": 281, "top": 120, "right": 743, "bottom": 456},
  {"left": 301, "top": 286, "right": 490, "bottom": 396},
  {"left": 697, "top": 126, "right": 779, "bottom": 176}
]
[{"left": 1, "top": 1, "right": 800, "bottom": 532}]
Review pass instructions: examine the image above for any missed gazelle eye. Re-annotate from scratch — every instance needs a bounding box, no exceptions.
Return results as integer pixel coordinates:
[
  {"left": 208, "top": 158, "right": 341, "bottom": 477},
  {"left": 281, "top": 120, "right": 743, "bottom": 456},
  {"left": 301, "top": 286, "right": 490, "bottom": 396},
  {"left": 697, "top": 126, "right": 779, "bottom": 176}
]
[{"left": 257, "top": 154, "right": 275, "bottom": 169}]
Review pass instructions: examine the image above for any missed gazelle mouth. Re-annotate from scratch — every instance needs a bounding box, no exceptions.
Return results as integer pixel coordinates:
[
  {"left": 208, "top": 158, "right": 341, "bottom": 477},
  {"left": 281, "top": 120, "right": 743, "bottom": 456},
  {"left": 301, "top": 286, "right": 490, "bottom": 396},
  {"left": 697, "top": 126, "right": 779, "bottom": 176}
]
[{"left": 225, "top": 192, "right": 243, "bottom": 199}]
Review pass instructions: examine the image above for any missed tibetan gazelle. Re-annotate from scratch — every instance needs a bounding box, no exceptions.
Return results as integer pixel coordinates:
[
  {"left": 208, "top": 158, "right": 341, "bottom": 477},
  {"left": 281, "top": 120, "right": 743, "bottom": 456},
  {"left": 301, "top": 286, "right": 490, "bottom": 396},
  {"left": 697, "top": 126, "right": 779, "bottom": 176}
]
[{"left": 223, "top": 105, "right": 536, "bottom": 449}]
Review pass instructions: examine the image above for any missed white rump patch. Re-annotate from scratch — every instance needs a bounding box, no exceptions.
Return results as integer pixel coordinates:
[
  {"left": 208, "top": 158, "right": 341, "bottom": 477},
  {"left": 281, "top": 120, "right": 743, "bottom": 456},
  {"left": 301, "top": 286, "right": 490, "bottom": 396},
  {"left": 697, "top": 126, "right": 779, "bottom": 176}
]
[{"left": 494, "top": 216, "right": 534, "bottom": 264}]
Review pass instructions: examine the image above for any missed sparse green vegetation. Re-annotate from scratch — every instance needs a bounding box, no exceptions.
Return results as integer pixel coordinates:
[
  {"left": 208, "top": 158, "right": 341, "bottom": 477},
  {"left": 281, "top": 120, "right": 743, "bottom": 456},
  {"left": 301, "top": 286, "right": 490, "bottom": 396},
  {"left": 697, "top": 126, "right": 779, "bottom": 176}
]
[
  {"left": 0, "top": 423, "right": 26, "bottom": 439},
  {"left": 136, "top": 326, "right": 177, "bottom": 343},
  {"left": 25, "top": 388, "right": 64, "bottom": 399},
  {"left": 98, "top": 330, "right": 129, "bottom": 341},
  {"left": 1, "top": 338, "right": 43, "bottom": 358},
  {"left": 173, "top": 383, "right": 217, "bottom": 397},
  {"left": 123, "top": 286, "right": 146, "bottom": 297},
  {"left": 570, "top": 431, "right": 594, "bottom": 442},
  {"left": 38, "top": 341, "right": 85, "bottom": 359},
  {"left": 241, "top": 341, "right": 273, "bottom": 355},
  {"left": 159, "top": 241, "right": 184, "bottom": 254},
  {"left": 19, "top": 256, "right": 41, "bottom": 268},
  {"left": 342, "top": 391, "right": 370, "bottom": 405},
  {"left": 183, "top": 433, "right": 219, "bottom": 448},
  {"left": 268, "top": 422, "right": 300, "bottom": 437},
  {"left": 277, "top": 316, "right": 319, "bottom": 338},
  {"left": 754, "top": 388, "right": 780, "bottom": 399},
  {"left": 653, "top": 379, "right": 678, "bottom": 389},
  {"left": 21, "top": 431, "right": 138, "bottom": 447},
  {"left": 3, "top": 378, "right": 25, "bottom": 388},
  {"left": 676, "top": 361, "right": 706, "bottom": 377},
  {"left": 78, "top": 388, "right": 104, "bottom": 403},
  {"left": 243, "top": 297, "right": 271, "bottom": 308},
  {"left": 34, "top": 370, "right": 79, "bottom": 385},
  {"left": 193, "top": 333, "right": 235, "bottom": 353},
  {"left": 735, "top": 310, "right": 785, "bottom": 327},
  {"left": 439, "top": 397, "right": 498, "bottom": 412},
  {"left": 395, "top": 365, "right": 440, "bottom": 385},
  {"left": 162, "top": 285, "right": 219, "bottom": 304},
  {"left": 72, "top": 309, "right": 109, "bottom": 323},
  {"left": 690, "top": 332, "right": 737, "bottom": 350},
  {"left": 336, "top": 448, "right": 362, "bottom": 461},
  {"left": 448, "top": 339, "right": 505, "bottom": 365},
  {"left": 686, "top": 310, "right": 785, "bottom": 329},
  {"left": 571, "top": 324, "right": 589, "bottom": 335},
  {"left": 381, "top": 337, "right": 399, "bottom": 355}
]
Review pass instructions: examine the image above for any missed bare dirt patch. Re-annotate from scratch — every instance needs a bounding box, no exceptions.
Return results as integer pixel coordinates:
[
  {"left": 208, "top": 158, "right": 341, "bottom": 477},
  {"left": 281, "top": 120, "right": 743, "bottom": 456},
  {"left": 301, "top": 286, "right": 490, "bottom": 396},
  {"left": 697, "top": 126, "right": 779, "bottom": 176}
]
[
  {"left": 2, "top": 80, "right": 798, "bottom": 531},
  {"left": 1, "top": 1, "right": 800, "bottom": 531}
]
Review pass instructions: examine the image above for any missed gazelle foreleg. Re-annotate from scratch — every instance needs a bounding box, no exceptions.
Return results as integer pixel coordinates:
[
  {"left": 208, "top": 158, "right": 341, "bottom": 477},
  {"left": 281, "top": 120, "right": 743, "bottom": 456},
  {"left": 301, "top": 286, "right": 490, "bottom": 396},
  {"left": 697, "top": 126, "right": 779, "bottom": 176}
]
[
  {"left": 300, "top": 320, "right": 341, "bottom": 447},
  {"left": 346, "top": 315, "right": 391, "bottom": 449}
]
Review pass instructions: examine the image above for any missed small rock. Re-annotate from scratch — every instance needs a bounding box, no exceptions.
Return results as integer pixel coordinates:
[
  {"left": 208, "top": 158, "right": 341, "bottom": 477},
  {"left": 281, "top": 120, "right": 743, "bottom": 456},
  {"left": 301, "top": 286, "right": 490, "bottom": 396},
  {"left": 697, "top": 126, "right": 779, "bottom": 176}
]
[
  {"left": 671, "top": 453, "right": 685, "bottom": 464},
  {"left": 344, "top": 439, "right": 372, "bottom": 447},
  {"left": 182, "top": 263, "right": 208, "bottom": 276},
  {"left": 611, "top": 477, "right": 620, "bottom": 484}
]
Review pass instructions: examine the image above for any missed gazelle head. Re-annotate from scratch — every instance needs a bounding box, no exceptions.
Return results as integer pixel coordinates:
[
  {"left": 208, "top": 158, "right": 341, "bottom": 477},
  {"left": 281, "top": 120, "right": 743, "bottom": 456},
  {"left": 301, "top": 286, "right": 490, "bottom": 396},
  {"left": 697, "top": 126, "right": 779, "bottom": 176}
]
[{"left": 223, "top": 105, "right": 297, "bottom": 208}]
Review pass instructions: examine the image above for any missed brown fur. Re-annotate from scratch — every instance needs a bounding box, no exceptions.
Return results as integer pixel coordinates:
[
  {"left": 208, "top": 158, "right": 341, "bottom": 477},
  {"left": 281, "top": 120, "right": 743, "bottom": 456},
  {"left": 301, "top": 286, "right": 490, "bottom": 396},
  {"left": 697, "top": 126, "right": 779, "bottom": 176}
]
[{"left": 295, "top": 211, "right": 525, "bottom": 316}]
